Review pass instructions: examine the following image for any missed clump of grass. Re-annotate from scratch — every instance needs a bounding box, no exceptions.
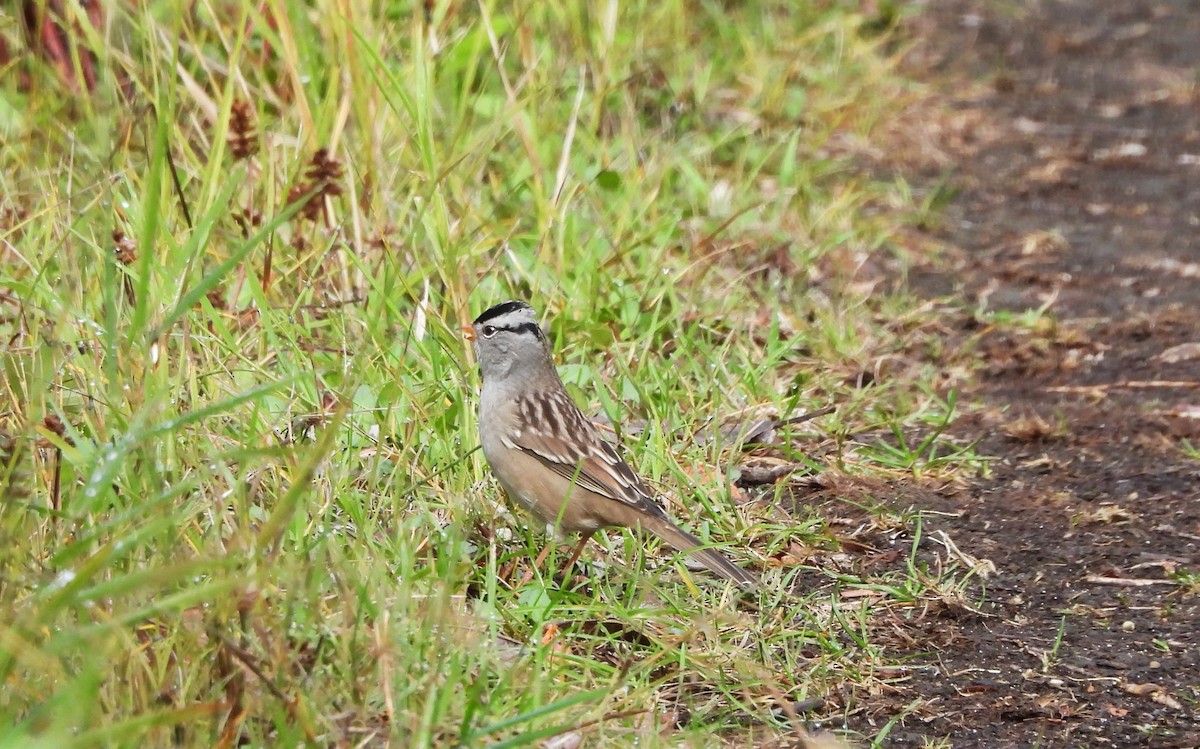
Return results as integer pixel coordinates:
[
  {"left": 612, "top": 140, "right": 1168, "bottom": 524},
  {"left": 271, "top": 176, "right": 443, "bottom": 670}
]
[{"left": 0, "top": 1, "right": 970, "bottom": 745}]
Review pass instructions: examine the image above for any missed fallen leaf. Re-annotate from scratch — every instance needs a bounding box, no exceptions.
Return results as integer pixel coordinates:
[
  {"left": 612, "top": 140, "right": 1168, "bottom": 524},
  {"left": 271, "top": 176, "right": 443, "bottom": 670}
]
[
  {"left": 1093, "top": 142, "right": 1147, "bottom": 163},
  {"left": 1003, "top": 413, "right": 1062, "bottom": 441},
  {"left": 1157, "top": 342, "right": 1200, "bottom": 363},
  {"left": 542, "top": 732, "right": 582, "bottom": 749},
  {"left": 1163, "top": 404, "right": 1200, "bottom": 419},
  {"left": 1081, "top": 505, "right": 1137, "bottom": 524},
  {"left": 1121, "top": 682, "right": 1184, "bottom": 710}
]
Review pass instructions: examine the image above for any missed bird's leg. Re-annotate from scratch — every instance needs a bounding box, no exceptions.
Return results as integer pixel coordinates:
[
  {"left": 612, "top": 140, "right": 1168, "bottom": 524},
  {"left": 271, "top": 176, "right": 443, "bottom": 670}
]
[
  {"left": 532, "top": 539, "right": 556, "bottom": 571},
  {"left": 557, "top": 531, "right": 595, "bottom": 579},
  {"left": 522, "top": 533, "right": 593, "bottom": 585},
  {"left": 517, "top": 540, "right": 557, "bottom": 585}
]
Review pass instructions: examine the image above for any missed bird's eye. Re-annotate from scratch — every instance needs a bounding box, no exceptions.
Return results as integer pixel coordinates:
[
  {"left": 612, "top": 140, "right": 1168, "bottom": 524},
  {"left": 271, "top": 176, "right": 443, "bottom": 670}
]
[{"left": 481, "top": 325, "right": 498, "bottom": 338}]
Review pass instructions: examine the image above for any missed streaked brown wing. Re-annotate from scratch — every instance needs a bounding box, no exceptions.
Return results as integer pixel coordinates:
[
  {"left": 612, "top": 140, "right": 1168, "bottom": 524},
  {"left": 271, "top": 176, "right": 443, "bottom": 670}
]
[{"left": 508, "top": 390, "right": 664, "bottom": 515}]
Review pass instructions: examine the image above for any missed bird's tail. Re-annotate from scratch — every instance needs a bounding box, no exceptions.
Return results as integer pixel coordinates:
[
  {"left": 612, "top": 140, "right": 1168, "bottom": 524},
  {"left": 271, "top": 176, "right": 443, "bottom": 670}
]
[{"left": 640, "top": 515, "right": 758, "bottom": 590}]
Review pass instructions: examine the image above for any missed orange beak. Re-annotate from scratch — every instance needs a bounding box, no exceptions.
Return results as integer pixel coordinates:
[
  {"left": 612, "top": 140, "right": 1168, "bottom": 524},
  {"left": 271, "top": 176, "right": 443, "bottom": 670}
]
[{"left": 462, "top": 324, "right": 475, "bottom": 342}]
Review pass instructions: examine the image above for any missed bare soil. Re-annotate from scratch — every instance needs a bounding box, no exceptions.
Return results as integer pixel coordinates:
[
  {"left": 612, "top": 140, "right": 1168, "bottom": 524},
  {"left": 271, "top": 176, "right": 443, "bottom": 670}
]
[{"left": 855, "top": 1, "right": 1200, "bottom": 746}]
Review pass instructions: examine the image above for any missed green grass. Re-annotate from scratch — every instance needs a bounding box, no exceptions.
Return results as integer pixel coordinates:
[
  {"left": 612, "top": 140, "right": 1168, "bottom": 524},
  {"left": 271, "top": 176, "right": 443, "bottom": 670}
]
[{"left": 0, "top": 1, "right": 973, "bottom": 746}]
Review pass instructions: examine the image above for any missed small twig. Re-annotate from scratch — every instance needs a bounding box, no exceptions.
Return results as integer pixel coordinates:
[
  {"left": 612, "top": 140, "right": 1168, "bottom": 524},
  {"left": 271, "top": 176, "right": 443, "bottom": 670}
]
[
  {"left": 298, "top": 294, "right": 367, "bottom": 311},
  {"left": 552, "top": 66, "right": 587, "bottom": 209},
  {"left": 164, "top": 135, "right": 194, "bottom": 230},
  {"left": 261, "top": 241, "right": 273, "bottom": 293},
  {"left": 930, "top": 529, "right": 997, "bottom": 579},
  {"left": 211, "top": 630, "right": 246, "bottom": 749},
  {"left": 209, "top": 631, "right": 319, "bottom": 742},
  {"left": 549, "top": 707, "right": 649, "bottom": 738},
  {"left": 39, "top": 415, "right": 70, "bottom": 514},
  {"left": 775, "top": 404, "right": 837, "bottom": 428},
  {"left": 1047, "top": 381, "right": 1200, "bottom": 393},
  {"left": 1083, "top": 575, "right": 1174, "bottom": 587},
  {"left": 211, "top": 632, "right": 289, "bottom": 704},
  {"left": 50, "top": 448, "right": 61, "bottom": 513}
]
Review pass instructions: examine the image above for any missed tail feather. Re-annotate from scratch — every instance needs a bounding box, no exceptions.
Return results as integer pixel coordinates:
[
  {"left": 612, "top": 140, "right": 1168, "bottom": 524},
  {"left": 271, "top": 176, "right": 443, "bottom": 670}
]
[{"left": 641, "top": 515, "right": 758, "bottom": 590}]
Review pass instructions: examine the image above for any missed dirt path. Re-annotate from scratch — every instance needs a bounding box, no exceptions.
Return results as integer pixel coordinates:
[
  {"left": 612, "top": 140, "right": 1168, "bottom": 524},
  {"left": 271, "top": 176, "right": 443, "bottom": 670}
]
[{"left": 872, "top": 1, "right": 1200, "bottom": 745}]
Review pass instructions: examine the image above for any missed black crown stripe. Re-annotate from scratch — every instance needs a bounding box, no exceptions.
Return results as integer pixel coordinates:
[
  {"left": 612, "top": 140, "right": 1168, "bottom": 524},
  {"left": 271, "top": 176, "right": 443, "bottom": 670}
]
[
  {"left": 473, "top": 300, "right": 533, "bottom": 325},
  {"left": 509, "top": 322, "right": 544, "bottom": 339}
]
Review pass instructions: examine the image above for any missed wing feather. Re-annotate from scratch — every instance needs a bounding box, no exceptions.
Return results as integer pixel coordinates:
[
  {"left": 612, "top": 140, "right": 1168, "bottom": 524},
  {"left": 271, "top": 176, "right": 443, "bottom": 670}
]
[{"left": 511, "top": 390, "right": 665, "bottom": 517}]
